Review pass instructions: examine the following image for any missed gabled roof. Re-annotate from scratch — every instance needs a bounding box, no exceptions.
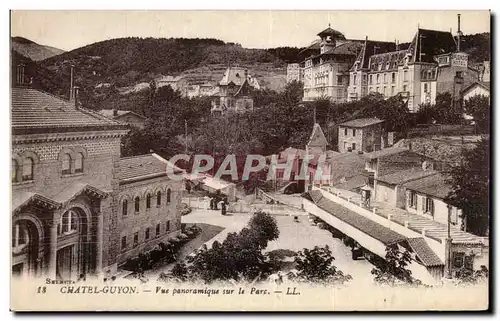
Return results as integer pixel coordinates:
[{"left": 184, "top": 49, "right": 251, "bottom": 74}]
[
  {"left": 377, "top": 168, "right": 439, "bottom": 186},
  {"left": 307, "top": 123, "right": 328, "bottom": 147},
  {"left": 367, "top": 50, "right": 407, "bottom": 71},
  {"left": 119, "top": 153, "right": 183, "bottom": 183},
  {"left": 51, "top": 182, "right": 109, "bottom": 204},
  {"left": 98, "top": 109, "right": 146, "bottom": 120},
  {"left": 321, "top": 41, "right": 363, "bottom": 57},
  {"left": 11, "top": 87, "right": 128, "bottom": 133},
  {"left": 219, "top": 67, "right": 249, "bottom": 86},
  {"left": 309, "top": 190, "right": 406, "bottom": 246},
  {"left": 406, "top": 237, "right": 444, "bottom": 267},
  {"left": 12, "top": 191, "right": 61, "bottom": 214},
  {"left": 403, "top": 173, "right": 452, "bottom": 200},
  {"left": 339, "top": 118, "right": 384, "bottom": 128},
  {"left": 460, "top": 81, "right": 491, "bottom": 95}
]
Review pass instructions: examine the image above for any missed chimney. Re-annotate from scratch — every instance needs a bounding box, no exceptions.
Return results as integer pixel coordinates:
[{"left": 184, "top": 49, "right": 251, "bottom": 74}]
[
  {"left": 457, "top": 14, "right": 462, "bottom": 52},
  {"left": 244, "top": 69, "right": 248, "bottom": 79},
  {"left": 16, "top": 64, "right": 25, "bottom": 86},
  {"left": 69, "top": 65, "right": 75, "bottom": 101}
]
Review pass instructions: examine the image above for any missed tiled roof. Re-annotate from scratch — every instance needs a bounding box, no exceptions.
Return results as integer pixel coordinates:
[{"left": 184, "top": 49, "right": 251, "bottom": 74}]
[
  {"left": 461, "top": 81, "right": 491, "bottom": 95},
  {"left": 377, "top": 168, "right": 438, "bottom": 185},
  {"left": 363, "top": 147, "right": 409, "bottom": 160},
  {"left": 219, "top": 67, "right": 249, "bottom": 86},
  {"left": 339, "top": 118, "right": 384, "bottom": 128},
  {"left": 323, "top": 41, "right": 363, "bottom": 56},
  {"left": 351, "top": 41, "right": 399, "bottom": 71},
  {"left": 367, "top": 50, "right": 407, "bottom": 71},
  {"left": 309, "top": 190, "right": 406, "bottom": 246},
  {"left": 407, "top": 237, "right": 444, "bottom": 267},
  {"left": 403, "top": 173, "right": 452, "bottom": 200},
  {"left": 51, "top": 182, "right": 108, "bottom": 203},
  {"left": 317, "top": 27, "right": 346, "bottom": 39},
  {"left": 334, "top": 175, "right": 367, "bottom": 191},
  {"left": 11, "top": 87, "right": 126, "bottom": 131},
  {"left": 98, "top": 109, "right": 146, "bottom": 120},
  {"left": 407, "top": 28, "right": 457, "bottom": 64},
  {"left": 119, "top": 154, "right": 171, "bottom": 181},
  {"left": 329, "top": 153, "right": 366, "bottom": 185}
]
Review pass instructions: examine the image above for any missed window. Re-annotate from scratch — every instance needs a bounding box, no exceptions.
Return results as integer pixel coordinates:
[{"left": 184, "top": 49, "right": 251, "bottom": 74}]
[
  {"left": 383, "top": 86, "right": 387, "bottom": 96},
  {"left": 122, "top": 200, "right": 128, "bottom": 216},
  {"left": 22, "top": 157, "right": 34, "bottom": 181},
  {"left": 133, "top": 232, "right": 139, "bottom": 247},
  {"left": 145, "top": 228, "right": 150, "bottom": 240},
  {"left": 383, "top": 73, "right": 387, "bottom": 83},
  {"left": 353, "top": 74, "right": 357, "bottom": 85},
  {"left": 424, "top": 83, "right": 428, "bottom": 93},
  {"left": 12, "top": 159, "right": 19, "bottom": 183},
  {"left": 337, "top": 75, "right": 342, "bottom": 85},
  {"left": 156, "top": 223, "right": 161, "bottom": 236},
  {"left": 403, "top": 70, "right": 409, "bottom": 82},
  {"left": 146, "top": 194, "right": 151, "bottom": 209},
  {"left": 166, "top": 189, "right": 172, "bottom": 204},
  {"left": 156, "top": 191, "right": 161, "bottom": 207},
  {"left": 391, "top": 73, "right": 396, "bottom": 84},
  {"left": 409, "top": 191, "right": 417, "bottom": 209},
  {"left": 75, "top": 153, "right": 83, "bottom": 173},
  {"left": 391, "top": 86, "right": 395, "bottom": 95},
  {"left": 376, "top": 74, "right": 380, "bottom": 84},
  {"left": 134, "top": 197, "right": 140, "bottom": 212},
  {"left": 343, "top": 142, "right": 348, "bottom": 150},
  {"left": 344, "top": 128, "right": 348, "bottom": 136},
  {"left": 60, "top": 210, "right": 77, "bottom": 235},
  {"left": 12, "top": 223, "right": 28, "bottom": 249},
  {"left": 62, "top": 154, "right": 71, "bottom": 175},
  {"left": 166, "top": 221, "right": 170, "bottom": 232},
  {"left": 352, "top": 143, "right": 356, "bottom": 150},
  {"left": 121, "top": 236, "right": 127, "bottom": 250},
  {"left": 425, "top": 198, "right": 434, "bottom": 216},
  {"left": 452, "top": 252, "right": 465, "bottom": 269},
  {"left": 353, "top": 129, "right": 356, "bottom": 137},
  {"left": 369, "top": 75, "right": 373, "bottom": 85},
  {"left": 403, "top": 84, "right": 407, "bottom": 92}
]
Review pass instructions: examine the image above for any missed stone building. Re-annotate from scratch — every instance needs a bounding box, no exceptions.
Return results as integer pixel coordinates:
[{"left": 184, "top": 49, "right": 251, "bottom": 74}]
[
  {"left": 338, "top": 118, "right": 385, "bottom": 153},
  {"left": 11, "top": 73, "right": 183, "bottom": 280},
  {"left": 302, "top": 25, "right": 363, "bottom": 102}
]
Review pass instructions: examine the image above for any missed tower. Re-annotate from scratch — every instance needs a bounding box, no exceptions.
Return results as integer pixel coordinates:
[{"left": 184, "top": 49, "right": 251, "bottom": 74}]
[{"left": 317, "top": 24, "right": 346, "bottom": 54}]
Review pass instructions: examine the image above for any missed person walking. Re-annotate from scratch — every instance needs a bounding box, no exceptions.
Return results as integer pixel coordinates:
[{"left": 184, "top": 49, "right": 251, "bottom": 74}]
[{"left": 221, "top": 201, "right": 226, "bottom": 216}]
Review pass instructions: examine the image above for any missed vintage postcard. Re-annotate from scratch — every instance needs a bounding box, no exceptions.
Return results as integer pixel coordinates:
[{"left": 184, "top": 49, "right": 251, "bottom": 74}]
[{"left": 9, "top": 10, "right": 491, "bottom": 311}]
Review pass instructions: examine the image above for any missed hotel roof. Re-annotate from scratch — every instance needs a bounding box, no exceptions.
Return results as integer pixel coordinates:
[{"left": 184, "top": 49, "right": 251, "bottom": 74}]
[{"left": 11, "top": 87, "right": 128, "bottom": 133}]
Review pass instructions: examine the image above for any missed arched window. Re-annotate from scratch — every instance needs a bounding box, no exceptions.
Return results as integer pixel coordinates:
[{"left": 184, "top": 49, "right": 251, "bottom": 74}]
[
  {"left": 166, "top": 188, "right": 171, "bottom": 204},
  {"left": 122, "top": 200, "right": 128, "bottom": 216},
  {"left": 22, "top": 157, "right": 34, "bottom": 181},
  {"left": 12, "top": 222, "right": 28, "bottom": 249},
  {"left": 59, "top": 210, "right": 77, "bottom": 235},
  {"left": 156, "top": 191, "right": 161, "bottom": 207},
  {"left": 62, "top": 153, "right": 72, "bottom": 175},
  {"left": 134, "top": 197, "right": 140, "bottom": 212},
  {"left": 75, "top": 153, "right": 84, "bottom": 173},
  {"left": 12, "top": 159, "right": 19, "bottom": 183},
  {"left": 146, "top": 194, "right": 151, "bottom": 209}
]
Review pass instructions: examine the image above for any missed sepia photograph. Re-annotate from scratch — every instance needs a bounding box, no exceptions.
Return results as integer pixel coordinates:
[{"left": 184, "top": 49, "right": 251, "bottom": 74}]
[{"left": 9, "top": 9, "right": 491, "bottom": 312}]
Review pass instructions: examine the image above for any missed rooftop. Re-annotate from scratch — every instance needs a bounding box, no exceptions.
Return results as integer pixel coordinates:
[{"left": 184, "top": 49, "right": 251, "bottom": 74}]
[
  {"left": 406, "top": 237, "right": 443, "bottom": 267},
  {"left": 309, "top": 190, "right": 406, "bottom": 246},
  {"left": 403, "top": 173, "right": 452, "bottom": 200},
  {"left": 339, "top": 118, "right": 385, "bottom": 128},
  {"left": 98, "top": 109, "right": 146, "bottom": 120},
  {"left": 363, "top": 147, "right": 409, "bottom": 160},
  {"left": 11, "top": 87, "right": 127, "bottom": 133},
  {"left": 118, "top": 153, "right": 182, "bottom": 182},
  {"left": 377, "top": 168, "right": 438, "bottom": 185},
  {"left": 317, "top": 26, "right": 346, "bottom": 39}
]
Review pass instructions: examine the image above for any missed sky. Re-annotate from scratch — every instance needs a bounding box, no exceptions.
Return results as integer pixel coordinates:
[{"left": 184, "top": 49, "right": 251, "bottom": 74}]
[{"left": 10, "top": 10, "right": 490, "bottom": 52}]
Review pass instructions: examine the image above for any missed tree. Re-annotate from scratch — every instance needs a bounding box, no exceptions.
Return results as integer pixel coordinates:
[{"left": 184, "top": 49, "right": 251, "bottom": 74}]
[
  {"left": 463, "top": 94, "right": 490, "bottom": 134},
  {"left": 248, "top": 211, "right": 280, "bottom": 248},
  {"left": 371, "top": 245, "right": 421, "bottom": 286},
  {"left": 291, "top": 245, "right": 352, "bottom": 284},
  {"left": 445, "top": 137, "right": 490, "bottom": 236}
]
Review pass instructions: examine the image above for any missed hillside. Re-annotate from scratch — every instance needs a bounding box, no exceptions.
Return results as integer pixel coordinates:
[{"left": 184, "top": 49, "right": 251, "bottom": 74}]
[{"left": 11, "top": 37, "right": 65, "bottom": 61}]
